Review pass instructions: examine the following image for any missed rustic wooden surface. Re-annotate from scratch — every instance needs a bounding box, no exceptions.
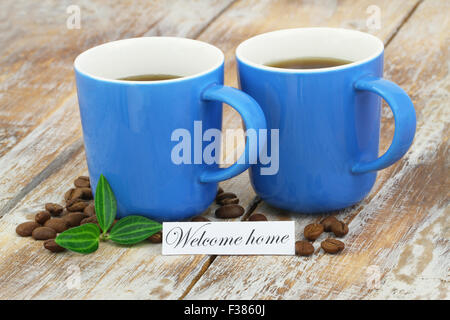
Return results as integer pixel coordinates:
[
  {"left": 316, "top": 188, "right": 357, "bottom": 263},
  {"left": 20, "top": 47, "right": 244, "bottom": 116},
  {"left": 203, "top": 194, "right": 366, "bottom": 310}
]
[{"left": 0, "top": 0, "right": 448, "bottom": 300}]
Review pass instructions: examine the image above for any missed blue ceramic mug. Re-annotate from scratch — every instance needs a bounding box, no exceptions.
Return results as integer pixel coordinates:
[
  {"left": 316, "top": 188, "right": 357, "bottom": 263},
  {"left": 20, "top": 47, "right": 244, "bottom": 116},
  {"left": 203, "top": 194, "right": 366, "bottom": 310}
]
[
  {"left": 236, "top": 28, "right": 416, "bottom": 213},
  {"left": 74, "top": 37, "right": 266, "bottom": 221}
]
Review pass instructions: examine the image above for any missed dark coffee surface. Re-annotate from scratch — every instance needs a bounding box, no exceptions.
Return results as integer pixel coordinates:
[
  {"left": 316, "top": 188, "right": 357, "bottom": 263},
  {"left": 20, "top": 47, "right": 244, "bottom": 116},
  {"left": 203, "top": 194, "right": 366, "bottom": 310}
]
[
  {"left": 118, "top": 74, "right": 182, "bottom": 81},
  {"left": 266, "top": 57, "right": 352, "bottom": 69}
]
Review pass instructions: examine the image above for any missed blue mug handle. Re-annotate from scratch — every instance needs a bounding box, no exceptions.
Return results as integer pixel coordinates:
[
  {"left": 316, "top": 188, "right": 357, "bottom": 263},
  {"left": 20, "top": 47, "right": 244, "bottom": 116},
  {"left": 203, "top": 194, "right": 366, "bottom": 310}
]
[
  {"left": 352, "top": 76, "right": 416, "bottom": 174},
  {"left": 199, "top": 84, "right": 267, "bottom": 183}
]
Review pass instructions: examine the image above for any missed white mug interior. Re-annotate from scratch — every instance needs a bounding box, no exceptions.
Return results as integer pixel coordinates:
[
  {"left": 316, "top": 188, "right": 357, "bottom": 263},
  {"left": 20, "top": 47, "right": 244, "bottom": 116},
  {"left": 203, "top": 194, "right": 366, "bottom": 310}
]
[
  {"left": 74, "top": 37, "right": 224, "bottom": 82},
  {"left": 236, "top": 28, "right": 384, "bottom": 72}
]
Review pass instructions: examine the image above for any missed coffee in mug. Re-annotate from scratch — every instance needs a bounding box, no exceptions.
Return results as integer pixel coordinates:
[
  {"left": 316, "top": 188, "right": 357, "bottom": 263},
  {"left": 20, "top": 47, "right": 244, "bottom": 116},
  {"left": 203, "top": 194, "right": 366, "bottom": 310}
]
[
  {"left": 118, "top": 74, "right": 182, "bottom": 81},
  {"left": 266, "top": 57, "right": 352, "bottom": 69}
]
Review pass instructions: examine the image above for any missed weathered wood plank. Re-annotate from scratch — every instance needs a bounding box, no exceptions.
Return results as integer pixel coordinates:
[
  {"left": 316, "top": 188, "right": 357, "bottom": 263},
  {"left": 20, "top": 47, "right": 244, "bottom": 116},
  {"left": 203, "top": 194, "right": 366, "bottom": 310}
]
[
  {"left": 1, "top": 0, "right": 444, "bottom": 300},
  {"left": 0, "top": 0, "right": 235, "bottom": 214},
  {"left": 0, "top": 2, "right": 254, "bottom": 299},
  {"left": 185, "top": 0, "right": 449, "bottom": 299},
  {"left": 0, "top": 147, "right": 255, "bottom": 299}
]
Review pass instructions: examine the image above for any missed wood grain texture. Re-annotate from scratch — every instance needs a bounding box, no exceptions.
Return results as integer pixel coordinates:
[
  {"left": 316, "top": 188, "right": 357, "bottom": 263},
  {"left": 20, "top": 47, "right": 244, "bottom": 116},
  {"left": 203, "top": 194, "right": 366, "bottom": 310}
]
[
  {"left": 0, "top": 0, "right": 235, "bottom": 214},
  {"left": 185, "top": 0, "right": 449, "bottom": 299},
  {"left": 0, "top": 0, "right": 447, "bottom": 300},
  {"left": 0, "top": 0, "right": 250, "bottom": 299},
  {"left": 0, "top": 130, "right": 254, "bottom": 299}
]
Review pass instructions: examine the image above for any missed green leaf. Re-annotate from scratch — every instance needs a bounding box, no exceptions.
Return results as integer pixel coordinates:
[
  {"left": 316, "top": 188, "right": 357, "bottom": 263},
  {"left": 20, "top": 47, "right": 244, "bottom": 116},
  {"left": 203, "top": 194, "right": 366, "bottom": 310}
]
[
  {"left": 95, "top": 174, "right": 117, "bottom": 235},
  {"left": 55, "top": 223, "right": 100, "bottom": 254},
  {"left": 109, "top": 216, "right": 162, "bottom": 245}
]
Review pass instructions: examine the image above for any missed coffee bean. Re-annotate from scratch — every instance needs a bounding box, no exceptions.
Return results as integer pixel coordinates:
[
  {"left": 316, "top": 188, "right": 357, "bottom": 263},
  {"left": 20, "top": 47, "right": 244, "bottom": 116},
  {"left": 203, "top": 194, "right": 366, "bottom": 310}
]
[
  {"left": 304, "top": 223, "right": 324, "bottom": 241},
  {"left": 321, "top": 238, "right": 345, "bottom": 254},
  {"left": 66, "top": 187, "right": 92, "bottom": 203},
  {"left": 43, "top": 239, "right": 65, "bottom": 253},
  {"left": 83, "top": 202, "right": 96, "bottom": 216},
  {"left": 67, "top": 201, "right": 89, "bottom": 212},
  {"left": 191, "top": 216, "right": 210, "bottom": 222},
  {"left": 60, "top": 209, "right": 70, "bottom": 217},
  {"left": 215, "top": 204, "right": 245, "bottom": 219},
  {"left": 35, "top": 211, "right": 51, "bottom": 225},
  {"left": 148, "top": 231, "right": 162, "bottom": 243},
  {"left": 45, "top": 203, "right": 64, "bottom": 216},
  {"left": 221, "top": 197, "right": 240, "bottom": 205},
  {"left": 295, "top": 240, "right": 314, "bottom": 256},
  {"left": 66, "top": 197, "right": 86, "bottom": 208},
  {"left": 217, "top": 187, "right": 224, "bottom": 195},
  {"left": 80, "top": 216, "right": 97, "bottom": 225},
  {"left": 66, "top": 188, "right": 82, "bottom": 202},
  {"left": 74, "top": 176, "right": 90, "bottom": 188},
  {"left": 248, "top": 213, "right": 267, "bottom": 221},
  {"left": 63, "top": 212, "right": 88, "bottom": 227},
  {"left": 64, "top": 188, "right": 76, "bottom": 201},
  {"left": 44, "top": 218, "right": 69, "bottom": 233},
  {"left": 331, "top": 220, "right": 349, "bottom": 237},
  {"left": 78, "top": 187, "right": 93, "bottom": 200},
  {"left": 16, "top": 221, "right": 41, "bottom": 237},
  {"left": 216, "top": 192, "right": 237, "bottom": 204},
  {"left": 70, "top": 188, "right": 84, "bottom": 201},
  {"left": 32, "top": 227, "right": 56, "bottom": 240},
  {"left": 320, "top": 216, "right": 339, "bottom": 232}
]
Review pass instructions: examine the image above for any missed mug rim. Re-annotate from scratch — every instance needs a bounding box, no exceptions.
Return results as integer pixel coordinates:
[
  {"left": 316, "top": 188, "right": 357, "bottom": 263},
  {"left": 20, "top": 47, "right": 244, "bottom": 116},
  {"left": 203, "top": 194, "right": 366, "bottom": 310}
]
[
  {"left": 235, "top": 27, "right": 384, "bottom": 73},
  {"left": 74, "top": 37, "right": 225, "bottom": 84}
]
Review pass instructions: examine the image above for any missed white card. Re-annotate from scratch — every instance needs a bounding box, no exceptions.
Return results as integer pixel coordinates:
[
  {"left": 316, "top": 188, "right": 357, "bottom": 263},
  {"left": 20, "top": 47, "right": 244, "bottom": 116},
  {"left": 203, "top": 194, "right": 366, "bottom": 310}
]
[{"left": 162, "top": 221, "right": 295, "bottom": 255}]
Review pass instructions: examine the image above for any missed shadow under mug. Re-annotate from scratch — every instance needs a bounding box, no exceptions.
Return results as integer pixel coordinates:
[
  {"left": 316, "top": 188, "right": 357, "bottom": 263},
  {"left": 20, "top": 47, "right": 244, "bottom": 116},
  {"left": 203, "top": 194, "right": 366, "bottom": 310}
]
[
  {"left": 74, "top": 37, "right": 266, "bottom": 221},
  {"left": 236, "top": 28, "right": 416, "bottom": 213}
]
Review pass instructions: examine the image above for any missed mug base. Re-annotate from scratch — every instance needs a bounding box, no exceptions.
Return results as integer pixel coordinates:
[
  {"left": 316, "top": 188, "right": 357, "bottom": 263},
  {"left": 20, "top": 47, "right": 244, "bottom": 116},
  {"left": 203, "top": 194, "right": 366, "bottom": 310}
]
[{"left": 259, "top": 196, "right": 366, "bottom": 215}]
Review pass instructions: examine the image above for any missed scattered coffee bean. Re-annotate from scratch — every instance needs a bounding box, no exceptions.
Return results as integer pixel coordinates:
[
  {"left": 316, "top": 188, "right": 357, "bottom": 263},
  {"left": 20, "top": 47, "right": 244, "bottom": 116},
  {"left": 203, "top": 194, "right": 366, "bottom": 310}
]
[
  {"left": 215, "top": 204, "right": 245, "bottom": 219},
  {"left": 217, "top": 187, "right": 224, "bottom": 195},
  {"left": 64, "top": 188, "right": 76, "bottom": 201},
  {"left": 248, "top": 213, "right": 267, "bottom": 221},
  {"left": 63, "top": 212, "right": 88, "bottom": 227},
  {"left": 304, "top": 223, "right": 324, "bottom": 241},
  {"left": 67, "top": 201, "right": 89, "bottom": 212},
  {"left": 65, "top": 197, "right": 86, "bottom": 208},
  {"left": 148, "top": 231, "right": 162, "bottom": 243},
  {"left": 191, "top": 216, "right": 210, "bottom": 222},
  {"left": 32, "top": 227, "right": 56, "bottom": 240},
  {"left": 83, "top": 202, "right": 96, "bottom": 216},
  {"left": 68, "top": 188, "right": 92, "bottom": 202},
  {"left": 45, "top": 203, "right": 63, "bottom": 216},
  {"left": 65, "top": 188, "right": 81, "bottom": 202},
  {"left": 60, "top": 209, "right": 70, "bottom": 217},
  {"left": 65, "top": 187, "right": 92, "bottom": 203},
  {"left": 35, "top": 211, "right": 51, "bottom": 225},
  {"left": 44, "top": 218, "right": 69, "bottom": 233},
  {"left": 77, "top": 187, "right": 93, "bottom": 200},
  {"left": 331, "top": 220, "right": 349, "bottom": 237},
  {"left": 321, "top": 238, "right": 345, "bottom": 254},
  {"left": 43, "top": 239, "right": 65, "bottom": 253},
  {"left": 320, "top": 216, "right": 339, "bottom": 232},
  {"left": 16, "top": 221, "right": 41, "bottom": 237},
  {"left": 295, "top": 240, "right": 315, "bottom": 256},
  {"left": 221, "top": 197, "right": 239, "bottom": 205},
  {"left": 80, "top": 216, "right": 97, "bottom": 225},
  {"left": 74, "top": 176, "right": 90, "bottom": 188},
  {"left": 216, "top": 192, "right": 237, "bottom": 204}
]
